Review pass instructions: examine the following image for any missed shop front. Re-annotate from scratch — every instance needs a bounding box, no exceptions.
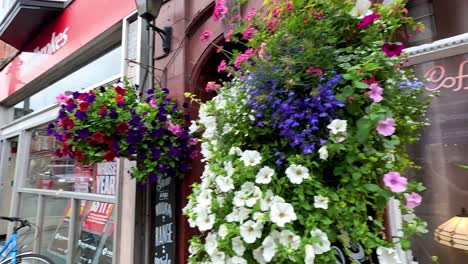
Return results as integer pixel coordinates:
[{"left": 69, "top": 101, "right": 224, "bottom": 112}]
[{"left": 0, "top": 0, "right": 142, "bottom": 263}]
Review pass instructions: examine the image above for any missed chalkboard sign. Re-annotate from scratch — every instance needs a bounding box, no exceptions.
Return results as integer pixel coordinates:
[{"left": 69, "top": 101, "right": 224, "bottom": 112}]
[
  {"left": 154, "top": 174, "right": 176, "bottom": 264},
  {"left": 333, "top": 242, "right": 377, "bottom": 263}
]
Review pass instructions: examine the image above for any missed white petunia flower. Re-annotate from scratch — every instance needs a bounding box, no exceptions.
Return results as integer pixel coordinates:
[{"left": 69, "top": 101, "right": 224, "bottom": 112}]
[
  {"left": 376, "top": 246, "right": 402, "bottom": 264},
  {"left": 285, "top": 164, "right": 310, "bottom": 184},
  {"left": 210, "top": 250, "right": 226, "bottom": 264},
  {"left": 245, "top": 186, "right": 262, "bottom": 208},
  {"left": 279, "top": 230, "right": 301, "bottom": 250},
  {"left": 260, "top": 190, "right": 275, "bottom": 211},
  {"left": 200, "top": 142, "right": 213, "bottom": 160},
  {"left": 314, "top": 195, "right": 329, "bottom": 210},
  {"left": 224, "top": 161, "right": 234, "bottom": 177},
  {"left": 232, "top": 236, "right": 246, "bottom": 256},
  {"left": 226, "top": 207, "right": 251, "bottom": 223},
  {"left": 310, "top": 229, "right": 331, "bottom": 254},
  {"left": 350, "top": 0, "right": 372, "bottom": 17},
  {"left": 382, "top": 0, "right": 396, "bottom": 6},
  {"left": 270, "top": 202, "right": 297, "bottom": 227},
  {"left": 318, "top": 146, "right": 328, "bottom": 160},
  {"left": 262, "top": 235, "right": 278, "bottom": 262},
  {"left": 240, "top": 220, "right": 264, "bottom": 243},
  {"left": 216, "top": 196, "right": 226, "bottom": 207},
  {"left": 195, "top": 210, "right": 215, "bottom": 231},
  {"left": 240, "top": 150, "right": 262, "bottom": 166},
  {"left": 255, "top": 166, "right": 275, "bottom": 184},
  {"left": 188, "top": 244, "right": 200, "bottom": 255},
  {"left": 204, "top": 232, "right": 218, "bottom": 256},
  {"left": 196, "top": 189, "right": 212, "bottom": 207},
  {"left": 304, "top": 244, "right": 316, "bottom": 264},
  {"left": 189, "top": 120, "right": 199, "bottom": 134},
  {"left": 218, "top": 224, "right": 229, "bottom": 239},
  {"left": 222, "top": 123, "right": 233, "bottom": 134},
  {"left": 327, "top": 119, "right": 348, "bottom": 134},
  {"left": 215, "top": 176, "right": 234, "bottom": 193},
  {"left": 253, "top": 246, "right": 267, "bottom": 264},
  {"left": 227, "top": 256, "right": 248, "bottom": 264},
  {"left": 229, "top": 146, "right": 243, "bottom": 156}
]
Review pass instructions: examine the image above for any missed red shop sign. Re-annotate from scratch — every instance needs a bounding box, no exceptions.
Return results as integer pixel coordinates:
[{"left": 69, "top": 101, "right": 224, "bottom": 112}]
[{"left": 0, "top": 0, "right": 135, "bottom": 102}]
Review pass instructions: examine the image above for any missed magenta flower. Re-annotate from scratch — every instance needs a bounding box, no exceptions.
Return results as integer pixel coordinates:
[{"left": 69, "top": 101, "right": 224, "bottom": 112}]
[
  {"left": 357, "top": 14, "right": 381, "bottom": 28},
  {"left": 245, "top": 8, "right": 257, "bottom": 21},
  {"left": 383, "top": 171, "right": 408, "bottom": 193},
  {"left": 149, "top": 99, "right": 157, "bottom": 108},
  {"left": 377, "top": 117, "right": 395, "bottom": 136},
  {"left": 381, "top": 42, "right": 404, "bottom": 57},
  {"left": 367, "top": 83, "right": 383, "bottom": 102},
  {"left": 199, "top": 30, "right": 212, "bottom": 43},
  {"left": 224, "top": 29, "right": 233, "bottom": 42},
  {"left": 205, "top": 81, "right": 221, "bottom": 92},
  {"left": 55, "top": 93, "right": 69, "bottom": 104},
  {"left": 406, "top": 192, "right": 422, "bottom": 209},
  {"left": 242, "top": 27, "right": 255, "bottom": 40},
  {"left": 234, "top": 50, "right": 253, "bottom": 68},
  {"left": 217, "top": 60, "right": 226, "bottom": 72},
  {"left": 212, "top": 0, "right": 228, "bottom": 22},
  {"left": 306, "top": 67, "right": 323, "bottom": 75},
  {"left": 167, "top": 121, "right": 182, "bottom": 137}
]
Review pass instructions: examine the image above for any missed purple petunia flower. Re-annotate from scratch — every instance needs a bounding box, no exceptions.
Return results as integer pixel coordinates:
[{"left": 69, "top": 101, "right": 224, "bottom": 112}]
[
  {"left": 74, "top": 111, "right": 88, "bottom": 119},
  {"left": 75, "top": 128, "right": 90, "bottom": 138},
  {"left": 109, "top": 107, "right": 119, "bottom": 119}
]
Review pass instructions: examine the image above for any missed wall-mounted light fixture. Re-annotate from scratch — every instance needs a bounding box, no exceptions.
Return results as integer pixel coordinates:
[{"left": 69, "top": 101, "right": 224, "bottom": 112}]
[
  {"left": 434, "top": 208, "right": 468, "bottom": 252},
  {"left": 135, "top": 0, "right": 172, "bottom": 59}
]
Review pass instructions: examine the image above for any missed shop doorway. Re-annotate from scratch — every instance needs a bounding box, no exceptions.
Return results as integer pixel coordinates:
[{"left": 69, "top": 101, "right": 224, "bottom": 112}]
[{"left": 0, "top": 137, "right": 18, "bottom": 239}]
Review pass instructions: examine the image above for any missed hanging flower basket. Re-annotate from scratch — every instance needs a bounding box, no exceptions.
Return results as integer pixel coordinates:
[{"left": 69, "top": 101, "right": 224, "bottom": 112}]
[
  {"left": 185, "top": 0, "right": 432, "bottom": 263},
  {"left": 48, "top": 78, "right": 197, "bottom": 183}
]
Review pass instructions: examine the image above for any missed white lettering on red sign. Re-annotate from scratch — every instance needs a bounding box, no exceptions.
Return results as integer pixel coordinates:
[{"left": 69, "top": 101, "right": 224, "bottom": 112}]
[
  {"left": 33, "top": 27, "right": 69, "bottom": 55},
  {"left": 424, "top": 60, "right": 468, "bottom": 91}
]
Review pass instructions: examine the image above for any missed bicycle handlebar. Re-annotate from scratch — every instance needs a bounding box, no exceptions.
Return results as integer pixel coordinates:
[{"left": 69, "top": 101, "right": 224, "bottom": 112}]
[
  {"left": 0, "top": 216, "right": 21, "bottom": 222},
  {"left": 0, "top": 216, "right": 30, "bottom": 232}
]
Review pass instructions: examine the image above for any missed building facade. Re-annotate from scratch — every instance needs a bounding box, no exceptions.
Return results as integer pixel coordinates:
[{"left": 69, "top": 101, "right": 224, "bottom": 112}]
[{"left": 0, "top": 0, "right": 466, "bottom": 264}]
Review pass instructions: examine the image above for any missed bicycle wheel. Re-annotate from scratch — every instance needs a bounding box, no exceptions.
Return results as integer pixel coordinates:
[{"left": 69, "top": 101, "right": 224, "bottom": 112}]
[{"left": 0, "top": 253, "right": 54, "bottom": 264}]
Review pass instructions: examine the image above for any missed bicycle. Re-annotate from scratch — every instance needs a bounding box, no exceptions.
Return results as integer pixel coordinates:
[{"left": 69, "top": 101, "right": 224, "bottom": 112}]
[{"left": 0, "top": 216, "right": 54, "bottom": 264}]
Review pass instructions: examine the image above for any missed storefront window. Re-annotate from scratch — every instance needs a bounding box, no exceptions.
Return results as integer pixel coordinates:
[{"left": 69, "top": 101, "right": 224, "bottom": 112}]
[
  {"left": 409, "top": 53, "right": 468, "bottom": 263},
  {"left": 40, "top": 196, "right": 72, "bottom": 264},
  {"left": 75, "top": 201, "right": 115, "bottom": 264},
  {"left": 17, "top": 193, "right": 38, "bottom": 253},
  {"left": 13, "top": 46, "right": 121, "bottom": 119},
  {"left": 26, "top": 125, "right": 117, "bottom": 196}
]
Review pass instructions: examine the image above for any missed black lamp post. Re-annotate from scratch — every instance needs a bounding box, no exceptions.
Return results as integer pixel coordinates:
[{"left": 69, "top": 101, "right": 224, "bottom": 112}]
[{"left": 135, "top": 0, "right": 172, "bottom": 59}]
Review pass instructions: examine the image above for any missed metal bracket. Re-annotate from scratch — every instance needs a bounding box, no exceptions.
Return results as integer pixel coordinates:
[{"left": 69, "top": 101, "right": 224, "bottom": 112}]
[{"left": 146, "top": 21, "right": 172, "bottom": 60}]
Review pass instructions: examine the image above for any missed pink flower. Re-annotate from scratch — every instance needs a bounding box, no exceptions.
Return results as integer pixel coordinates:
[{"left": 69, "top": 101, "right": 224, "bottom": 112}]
[
  {"left": 357, "top": 14, "right": 381, "bottom": 28},
  {"left": 167, "top": 121, "right": 182, "bottom": 137},
  {"left": 216, "top": 45, "right": 224, "bottom": 53},
  {"left": 212, "top": 0, "right": 228, "bottom": 22},
  {"left": 234, "top": 50, "right": 252, "bottom": 68},
  {"left": 381, "top": 42, "right": 404, "bottom": 57},
  {"left": 205, "top": 81, "right": 221, "bottom": 92},
  {"left": 189, "top": 138, "right": 199, "bottom": 146},
  {"left": 245, "top": 8, "right": 257, "bottom": 21},
  {"left": 55, "top": 93, "right": 69, "bottom": 104},
  {"left": 406, "top": 192, "right": 422, "bottom": 209},
  {"left": 367, "top": 83, "right": 383, "bottom": 102},
  {"left": 224, "top": 29, "right": 233, "bottom": 42},
  {"left": 149, "top": 99, "right": 157, "bottom": 108},
  {"left": 242, "top": 27, "right": 255, "bottom": 40},
  {"left": 217, "top": 60, "right": 227, "bottom": 72},
  {"left": 383, "top": 171, "right": 408, "bottom": 193},
  {"left": 306, "top": 67, "right": 323, "bottom": 75},
  {"left": 199, "top": 30, "right": 212, "bottom": 43},
  {"left": 286, "top": 0, "right": 293, "bottom": 10},
  {"left": 377, "top": 117, "right": 396, "bottom": 136}
]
